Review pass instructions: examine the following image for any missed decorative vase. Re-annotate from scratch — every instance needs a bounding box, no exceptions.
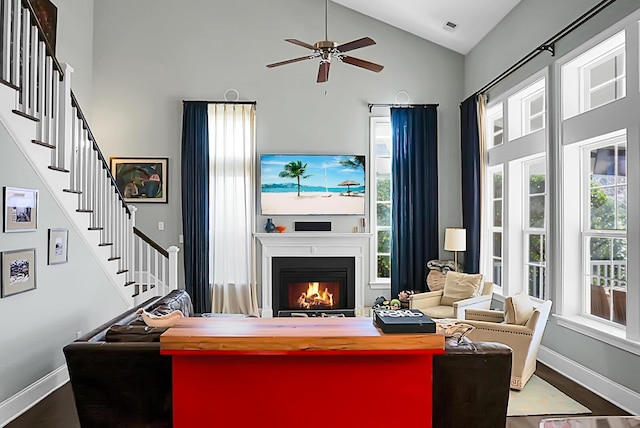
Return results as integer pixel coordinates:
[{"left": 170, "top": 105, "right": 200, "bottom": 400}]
[{"left": 264, "top": 218, "right": 276, "bottom": 233}]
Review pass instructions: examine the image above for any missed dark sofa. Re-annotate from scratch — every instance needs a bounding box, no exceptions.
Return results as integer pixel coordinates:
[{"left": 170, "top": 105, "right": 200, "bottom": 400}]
[
  {"left": 63, "top": 290, "right": 511, "bottom": 428},
  {"left": 63, "top": 290, "right": 193, "bottom": 428}
]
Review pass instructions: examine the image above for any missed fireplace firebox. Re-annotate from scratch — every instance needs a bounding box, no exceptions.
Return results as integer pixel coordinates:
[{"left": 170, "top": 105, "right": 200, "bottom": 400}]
[{"left": 272, "top": 257, "right": 356, "bottom": 317}]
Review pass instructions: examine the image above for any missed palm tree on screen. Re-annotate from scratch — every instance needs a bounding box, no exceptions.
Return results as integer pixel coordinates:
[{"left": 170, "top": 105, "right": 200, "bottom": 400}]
[
  {"left": 339, "top": 155, "right": 365, "bottom": 172},
  {"left": 279, "top": 160, "right": 311, "bottom": 196}
]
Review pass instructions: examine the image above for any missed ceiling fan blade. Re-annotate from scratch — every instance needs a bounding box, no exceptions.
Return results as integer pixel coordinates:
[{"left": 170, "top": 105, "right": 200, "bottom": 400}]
[
  {"left": 285, "top": 39, "right": 316, "bottom": 50},
  {"left": 340, "top": 55, "right": 384, "bottom": 73},
  {"left": 317, "top": 61, "right": 330, "bottom": 83},
  {"left": 337, "top": 37, "right": 376, "bottom": 53},
  {"left": 266, "top": 55, "right": 314, "bottom": 68}
]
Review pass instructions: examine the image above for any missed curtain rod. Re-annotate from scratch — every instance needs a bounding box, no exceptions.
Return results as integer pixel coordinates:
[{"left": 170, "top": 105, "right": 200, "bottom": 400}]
[
  {"left": 182, "top": 100, "right": 257, "bottom": 105},
  {"left": 475, "top": 0, "right": 617, "bottom": 97},
  {"left": 368, "top": 103, "right": 439, "bottom": 113}
]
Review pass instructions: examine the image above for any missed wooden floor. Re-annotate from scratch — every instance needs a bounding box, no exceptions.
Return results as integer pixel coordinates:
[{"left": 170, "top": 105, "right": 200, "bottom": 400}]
[{"left": 4, "top": 362, "right": 631, "bottom": 428}]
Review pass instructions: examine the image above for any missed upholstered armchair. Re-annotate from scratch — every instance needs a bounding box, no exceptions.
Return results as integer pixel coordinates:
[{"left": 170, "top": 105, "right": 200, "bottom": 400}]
[
  {"left": 463, "top": 293, "right": 553, "bottom": 390},
  {"left": 409, "top": 272, "right": 494, "bottom": 319}
]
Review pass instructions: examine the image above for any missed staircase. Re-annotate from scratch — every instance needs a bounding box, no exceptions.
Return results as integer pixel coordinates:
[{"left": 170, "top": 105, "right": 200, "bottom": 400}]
[{"left": 0, "top": 0, "right": 178, "bottom": 306}]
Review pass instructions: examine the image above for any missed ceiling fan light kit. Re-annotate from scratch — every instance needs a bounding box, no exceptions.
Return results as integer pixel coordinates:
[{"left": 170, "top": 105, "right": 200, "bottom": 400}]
[{"left": 266, "top": 0, "right": 384, "bottom": 83}]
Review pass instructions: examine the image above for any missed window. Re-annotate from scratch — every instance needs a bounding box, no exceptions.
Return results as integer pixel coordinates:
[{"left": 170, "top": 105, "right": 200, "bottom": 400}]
[
  {"left": 561, "top": 30, "right": 625, "bottom": 119},
  {"left": 487, "top": 104, "right": 504, "bottom": 147},
  {"left": 583, "top": 139, "right": 627, "bottom": 325},
  {"left": 370, "top": 117, "right": 392, "bottom": 284},
  {"left": 524, "top": 90, "right": 545, "bottom": 134},
  {"left": 490, "top": 167, "right": 504, "bottom": 287},
  {"left": 507, "top": 78, "right": 546, "bottom": 141},
  {"left": 483, "top": 71, "right": 547, "bottom": 298},
  {"left": 524, "top": 159, "right": 546, "bottom": 299}
]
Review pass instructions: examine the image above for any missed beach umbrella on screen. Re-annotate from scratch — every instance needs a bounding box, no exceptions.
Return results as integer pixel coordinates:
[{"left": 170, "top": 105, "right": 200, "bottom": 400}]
[{"left": 338, "top": 180, "right": 360, "bottom": 195}]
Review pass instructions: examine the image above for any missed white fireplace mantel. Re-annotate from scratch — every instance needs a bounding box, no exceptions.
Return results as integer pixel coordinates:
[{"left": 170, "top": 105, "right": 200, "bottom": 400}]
[{"left": 255, "top": 233, "right": 372, "bottom": 317}]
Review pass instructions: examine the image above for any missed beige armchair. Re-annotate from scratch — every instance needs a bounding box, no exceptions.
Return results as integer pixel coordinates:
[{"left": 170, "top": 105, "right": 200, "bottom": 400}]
[
  {"left": 409, "top": 273, "right": 494, "bottom": 319},
  {"left": 464, "top": 296, "right": 552, "bottom": 390}
]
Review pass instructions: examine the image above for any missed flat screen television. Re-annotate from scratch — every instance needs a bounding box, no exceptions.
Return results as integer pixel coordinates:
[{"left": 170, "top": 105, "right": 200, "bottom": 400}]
[{"left": 260, "top": 154, "right": 365, "bottom": 216}]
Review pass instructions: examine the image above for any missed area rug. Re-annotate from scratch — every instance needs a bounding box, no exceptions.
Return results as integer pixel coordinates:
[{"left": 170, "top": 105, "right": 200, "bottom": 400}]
[{"left": 507, "top": 375, "right": 591, "bottom": 416}]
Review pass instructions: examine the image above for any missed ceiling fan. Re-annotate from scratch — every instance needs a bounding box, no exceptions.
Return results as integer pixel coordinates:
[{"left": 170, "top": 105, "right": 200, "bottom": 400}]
[{"left": 266, "top": 0, "right": 384, "bottom": 83}]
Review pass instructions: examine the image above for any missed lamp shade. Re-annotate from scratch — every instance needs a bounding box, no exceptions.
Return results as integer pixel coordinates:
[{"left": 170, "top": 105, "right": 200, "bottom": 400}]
[{"left": 444, "top": 228, "right": 466, "bottom": 252}]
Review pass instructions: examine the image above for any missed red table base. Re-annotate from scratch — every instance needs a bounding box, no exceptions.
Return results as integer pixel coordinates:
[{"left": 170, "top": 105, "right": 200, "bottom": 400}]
[{"left": 171, "top": 351, "right": 436, "bottom": 428}]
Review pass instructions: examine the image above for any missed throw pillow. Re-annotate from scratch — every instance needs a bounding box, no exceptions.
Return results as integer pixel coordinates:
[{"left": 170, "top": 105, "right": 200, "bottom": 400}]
[
  {"left": 426, "top": 270, "right": 446, "bottom": 291},
  {"left": 504, "top": 292, "right": 534, "bottom": 325},
  {"left": 440, "top": 272, "right": 483, "bottom": 306},
  {"left": 137, "top": 308, "right": 185, "bottom": 327}
]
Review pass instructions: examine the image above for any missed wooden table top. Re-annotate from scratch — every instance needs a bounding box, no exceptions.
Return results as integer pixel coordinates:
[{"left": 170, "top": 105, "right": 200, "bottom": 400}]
[{"left": 160, "top": 316, "right": 445, "bottom": 353}]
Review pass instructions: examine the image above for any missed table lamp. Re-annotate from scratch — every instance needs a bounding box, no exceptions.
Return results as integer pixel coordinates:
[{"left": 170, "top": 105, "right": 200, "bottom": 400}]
[{"left": 444, "top": 228, "right": 466, "bottom": 272}]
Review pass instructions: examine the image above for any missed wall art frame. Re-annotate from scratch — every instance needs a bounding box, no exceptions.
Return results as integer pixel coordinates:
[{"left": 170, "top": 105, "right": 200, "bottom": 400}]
[
  {"left": 3, "top": 186, "right": 39, "bottom": 232},
  {"left": 110, "top": 157, "right": 168, "bottom": 203},
  {"left": 1, "top": 248, "right": 37, "bottom": 298},
  {"left": 48, "top": 228, "right": 69, "bottom": 265}
]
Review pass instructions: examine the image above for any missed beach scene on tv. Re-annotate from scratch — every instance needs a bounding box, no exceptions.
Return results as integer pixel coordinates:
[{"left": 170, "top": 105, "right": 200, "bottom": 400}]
[{"left": 261, "top": 154, "right": 366, "bottom": 215}]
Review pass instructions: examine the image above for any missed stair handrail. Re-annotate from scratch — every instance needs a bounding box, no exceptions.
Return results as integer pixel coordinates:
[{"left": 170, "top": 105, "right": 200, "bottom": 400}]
[
  {"left": 69, "top": 92, "right": 131, "bottom": 215},
  {"left": 20, "top": 0, "right": 130, "bottom": 215},
  {"left": 21, "top": 0, "right": 63, "bottom": 78},
  {"left": 133, "top": 227, "right": 169, "bottom": 258}
]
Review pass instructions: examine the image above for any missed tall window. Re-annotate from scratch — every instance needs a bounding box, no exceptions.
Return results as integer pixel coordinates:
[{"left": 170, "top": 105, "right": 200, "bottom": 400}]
[
  {"left": 556, "top": 14, "right": 636, "bottom": 345},
  {"left": 483, "top": 73, "right": 547, "bottom": 298},
  {"left": 584, "top": 139, "right": 627, "bottom": 325},
  {"left": 490, "top": 168, "right": 504, "bottom": 287},
  {"left": 370, "top": 117, "right": 392, "bottom": 284},
  {"left": 208, "top": 103, "right": 257, "bottom": 314},
  {"left": 524, "top": 159, "right": 546, "bottom": 298}
]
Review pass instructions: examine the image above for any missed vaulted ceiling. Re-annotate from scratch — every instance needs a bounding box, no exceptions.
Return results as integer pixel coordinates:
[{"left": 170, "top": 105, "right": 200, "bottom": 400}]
[{"left": 333, "top": 0, "right": 521, "bottom": 54}]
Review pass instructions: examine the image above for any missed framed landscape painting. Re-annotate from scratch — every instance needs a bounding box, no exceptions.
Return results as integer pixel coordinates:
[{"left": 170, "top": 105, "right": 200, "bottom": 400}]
[
  {"left": 110, "top": 157, "right": 168, "bottom": 203},
  {"left": 3, "top": 187, "right": 38, "bottom": 232},
  {"left": 1, "top": 249, "right": 37, "bottom": 298}
]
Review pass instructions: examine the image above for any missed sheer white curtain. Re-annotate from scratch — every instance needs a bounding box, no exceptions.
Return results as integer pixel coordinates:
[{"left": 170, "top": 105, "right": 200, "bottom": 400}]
[{"left": 208, "top": 103, "right": 259, "bottom": 315}]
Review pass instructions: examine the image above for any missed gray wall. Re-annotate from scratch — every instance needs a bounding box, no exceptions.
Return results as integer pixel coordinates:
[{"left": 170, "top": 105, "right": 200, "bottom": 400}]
[
  {"left": 52, "top": 0, "right": 94, "bottom": 117},
  {"left": 465, "top": 0, "right": 640, "bottom": 397},
  {"left": 0, "top": 122, "right": 126, "bottom": 404},
  {"left": 90, "top": 0, "right": 465, "bottom": 303}
]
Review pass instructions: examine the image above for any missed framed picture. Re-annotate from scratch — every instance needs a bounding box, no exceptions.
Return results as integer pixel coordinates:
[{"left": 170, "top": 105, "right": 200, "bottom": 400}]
[
  {"left": 48, "top": 228, "right": 69, "bottom": 265},
  {"left": 1, "top": 249, "right": 37, "bottom": 298},
  {"left": 110, "top": 158, "right": 168, "bottom": 203},
  {"left": 31, "top": 0, "right": 58, "bottom": 53},
  {"left": 3, "top": 187, "right": 38, "bottom": 232}
]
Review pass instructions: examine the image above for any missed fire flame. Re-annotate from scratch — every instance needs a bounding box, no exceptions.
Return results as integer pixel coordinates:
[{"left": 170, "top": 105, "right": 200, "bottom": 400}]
[{"left": 297, "top": 282, "right": 334, "bottom": 309}]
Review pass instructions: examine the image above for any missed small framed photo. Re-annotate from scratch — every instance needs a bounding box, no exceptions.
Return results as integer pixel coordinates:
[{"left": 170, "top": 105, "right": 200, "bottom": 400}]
[
  {"left": 48, "top": 228, "right": 69, "bottom": 265},
  {"left": 110, "top": 157, "right": 168, "bottom": 203},
  {"left": 1, "top": 249, "right": 37, "bottom": 298},
  {"left": 3, "top": 187, "right": 38, "bottom": 232}
]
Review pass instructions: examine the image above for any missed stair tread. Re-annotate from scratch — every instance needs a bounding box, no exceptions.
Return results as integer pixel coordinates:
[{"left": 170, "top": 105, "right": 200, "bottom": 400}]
[
  {"left": 88, "top": 227, "right": 103, "bottom": 231},
  {"left": 98, "top": 242, "right": 113, "bottom": 246},
  {"left": 32, "top": 139, "right": 55, "bottom": 149},
  {"left": 107, "top": 256, "right": 121, "bottom": 261},
  {"left": 124, "top": 281, "right": 136, "bottom": 287},
  {"left": 116, "top": 269, "right": 128, "bottom": 274},
  {"left": 48, "top": 166, "right": 70, "bottom": 173},
  {"left": 76, "top": 209, "right": 93, "bottom": 213},
  {"left": 0, "top": 78, "right": 19, "bottom": 91},
  {"left": 12, "top": 109, "right": 39, "bottom": 122},
  {"left": 62, "top": 188, "right": 82, "bottom": 194}
]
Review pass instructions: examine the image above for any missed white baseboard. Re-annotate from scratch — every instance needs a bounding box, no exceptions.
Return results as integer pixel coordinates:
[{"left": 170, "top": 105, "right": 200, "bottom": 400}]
[
  {"left": 538, "top": 346, "right": 640, "bottom": 415},
  {"left": 0, "top": 365, "right": 69, "bottom": 427}
]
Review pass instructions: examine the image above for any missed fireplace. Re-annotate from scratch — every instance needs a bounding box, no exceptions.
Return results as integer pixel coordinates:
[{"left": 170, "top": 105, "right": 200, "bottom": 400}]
[{"left": 272, "top": 257, "right": 356, "bottom": 317}]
